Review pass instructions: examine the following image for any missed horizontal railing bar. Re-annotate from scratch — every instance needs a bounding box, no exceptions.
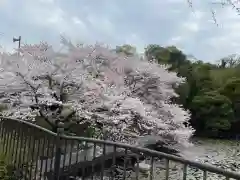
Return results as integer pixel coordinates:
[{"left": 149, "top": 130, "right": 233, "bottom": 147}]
[
  {"left": 1, "top": 116, "right": 240, "bottom": 179},
  {"left": 0, "top": 116, "right": 57, "bottom": 136},
  {"left": 60, "top": 134, "right": 240, "bottom": 179}
]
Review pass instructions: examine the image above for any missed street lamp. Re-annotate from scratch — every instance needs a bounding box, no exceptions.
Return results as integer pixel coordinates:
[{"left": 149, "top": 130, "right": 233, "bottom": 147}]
[
  {"left": 13, "top": 36, "right": 21, "bottom": 56},
  {"left": 13, "top": 36, "right": 21, "bottom": 49}
]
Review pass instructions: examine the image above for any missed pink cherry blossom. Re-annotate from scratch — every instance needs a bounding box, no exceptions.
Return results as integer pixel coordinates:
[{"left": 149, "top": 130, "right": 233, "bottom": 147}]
[{"left": 0, "top": 37, "right": 194, "bottom": 147}]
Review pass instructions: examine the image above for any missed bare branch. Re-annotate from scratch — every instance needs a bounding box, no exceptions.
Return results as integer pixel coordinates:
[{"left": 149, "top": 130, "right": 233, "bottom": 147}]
[{"left": 187, "top": 0, "right": 240, "bottom": 25}]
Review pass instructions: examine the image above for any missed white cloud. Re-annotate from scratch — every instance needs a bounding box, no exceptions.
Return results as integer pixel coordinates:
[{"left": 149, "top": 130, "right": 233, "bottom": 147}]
[
  {"left": 0, "top": 0, "right": 7, "bottom": 6},
  {"left": 86, "top": 15, "right": 115, "bottom": 36},
  {"left": 72, "top": 17, "right": 84, "bottom": 25},
  {"left": 183, "top": 21, "right": 199, "bottom": 32},
  {"left": 20, "top": 1, "right": 64, "bottom": 27},
  {"left": 124, "top": 33, "right": 145, "bottom": 52},
  {"left": 202, "top": 5, "right": 240, "bottom": 59},
  {"left": 170, "top": 36, "right": 183, "bottom": 43},
  {"left": 46, "top": 8, "right": 64, "bottom": 24},
  {"left": 167, "top": 9, "right": 205, "bottom": 48},
  {"left": 1, "top": 0, "right": 240, "bottom": 61},
  {"left": 38, "top": 0, "right": 54, "bottom": 4}
]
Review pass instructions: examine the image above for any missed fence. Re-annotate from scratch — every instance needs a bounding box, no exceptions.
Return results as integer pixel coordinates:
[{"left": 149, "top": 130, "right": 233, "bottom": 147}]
[{"left": 1, "top": 117, "right": 240, "bottom": 180}]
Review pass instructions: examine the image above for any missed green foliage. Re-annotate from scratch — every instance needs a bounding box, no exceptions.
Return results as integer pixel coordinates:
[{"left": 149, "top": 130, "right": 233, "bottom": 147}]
[
  {"left": 145, "top": 44, "right": 187, "bottom": 69},
  {"left": 0, "top": 105, "right": 7, "bottom": 112},
  {"left": 218, "top": 78, "right": 240, "bottom": 122},
  {"left": 210, "top": 68, "right": 240, "bottom": 87},
  {"left": 0, "top": 154, "right": 15, "bottom": 180},
  {"left": 145, "top": 44, "right": 170, "bottom": 64},
  {"left": 219, "top": 78, "right": 240, "bottom": 101},
  {"left": 0, "top": 154, "right": 8, "bottom": 180},
  {"left": 115, "top": 44, "right": 137, "bottom": 56},
  {"left": 191, "top": 91, "right": 233, "bottom": 135},
  {"left": 145, "top": 44, "right": 240, "bottom": 138}
]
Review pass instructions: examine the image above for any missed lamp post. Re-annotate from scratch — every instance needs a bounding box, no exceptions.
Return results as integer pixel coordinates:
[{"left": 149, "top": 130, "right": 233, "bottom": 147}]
[{"left": 13, "top": 36, "right": 21, "bottom": 56}]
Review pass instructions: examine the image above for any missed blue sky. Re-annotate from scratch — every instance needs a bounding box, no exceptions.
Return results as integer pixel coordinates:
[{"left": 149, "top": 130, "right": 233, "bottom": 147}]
[{"left": 0, "top": 0, "right": 240, "bottom": 63}]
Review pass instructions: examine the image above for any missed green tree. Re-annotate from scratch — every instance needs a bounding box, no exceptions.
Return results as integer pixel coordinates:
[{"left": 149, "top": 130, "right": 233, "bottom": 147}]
[
  {"left": 115, "top": 44, "right": 136, "bottom": 56},
  {"left": 145, "top": 44, "right": 188, "bottom": 69},
  {"left": 191, "top": 91, "right": 234, "bottom": 136},
  {"left": 145, "top": 44, "right": 170, "bottom": 64},
  {"left": 166, "top": 46, "right": 187, "bottom": 71},
  {"left": 218, "top": 54, "right": 240, "bottom": 68},
  {"left": 144, "top": 43, "right": 240, "bottom": 138},
  {"left": 219, "top": 78, "right": 240, "bottom": 123},
  {"left": 177, "top": 61, "right": 215, "bottom": 108}
]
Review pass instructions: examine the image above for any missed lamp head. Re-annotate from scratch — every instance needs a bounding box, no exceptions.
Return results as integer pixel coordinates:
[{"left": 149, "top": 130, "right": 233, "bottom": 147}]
[{"left": 13, "top": 36, "right": 21, "bottom": 42}]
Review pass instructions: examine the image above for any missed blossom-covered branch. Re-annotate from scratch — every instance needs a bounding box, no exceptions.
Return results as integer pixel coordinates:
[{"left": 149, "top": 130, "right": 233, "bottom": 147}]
[{"left": 0, "top": 38, "right": 194, "bottom": 146}]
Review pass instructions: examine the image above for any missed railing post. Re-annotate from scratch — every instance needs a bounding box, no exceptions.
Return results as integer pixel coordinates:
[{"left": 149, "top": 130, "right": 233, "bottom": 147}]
[{"left": 53, "top": 123, "right": 64, "bottom": 180}]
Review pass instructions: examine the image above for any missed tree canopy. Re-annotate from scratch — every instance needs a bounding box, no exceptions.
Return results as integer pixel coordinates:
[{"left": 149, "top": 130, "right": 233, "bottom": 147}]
[
  {"left": 145, "top": 44, "right": 240, "bottom": 138},
  {"left": 1, "top": 36, "right": 239, "bottom": 141},
  {"left": 0, "top": 38, "right": 194, "bottom": 146}
]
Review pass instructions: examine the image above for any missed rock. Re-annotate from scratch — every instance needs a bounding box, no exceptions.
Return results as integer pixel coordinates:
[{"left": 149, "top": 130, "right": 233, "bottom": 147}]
[
  {"left": 136, "top": 135, "right": 182, "bottom": 156},
  {"left": 136, "top": 161, "right": 151, "bottom": 173},
  {"left": 69, "top": 176, "right": 81, "bottom": 180}
]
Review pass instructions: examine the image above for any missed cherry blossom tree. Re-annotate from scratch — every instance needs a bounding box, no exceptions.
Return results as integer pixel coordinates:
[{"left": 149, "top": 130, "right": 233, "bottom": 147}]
[{"left": 0, "top": 37, "right": 194, "bottom": 147}]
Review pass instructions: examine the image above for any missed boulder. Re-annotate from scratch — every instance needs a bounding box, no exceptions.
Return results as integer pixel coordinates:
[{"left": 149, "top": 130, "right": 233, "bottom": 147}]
[
  {"left": 136, "top": 161, "right": 151, "bottom": 174},
  {"left": 136, "top": 135, "right": 182, "bottom": 157}
]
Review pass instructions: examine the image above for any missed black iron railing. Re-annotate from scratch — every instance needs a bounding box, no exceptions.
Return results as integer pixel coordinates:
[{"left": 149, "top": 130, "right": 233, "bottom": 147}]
[{"left": 0, "top": 117, "right": 240, "bottom": 180}]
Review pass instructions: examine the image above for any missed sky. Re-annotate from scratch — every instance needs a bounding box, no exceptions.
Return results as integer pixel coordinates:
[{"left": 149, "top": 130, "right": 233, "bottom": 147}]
[{"left": 0, "top": 0, "right": 240, "bottom": 63}]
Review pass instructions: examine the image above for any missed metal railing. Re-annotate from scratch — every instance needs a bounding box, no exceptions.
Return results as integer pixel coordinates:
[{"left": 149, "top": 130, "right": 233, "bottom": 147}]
[{"left": 0, "top": 117, "right": 240, "bottom": 180}]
